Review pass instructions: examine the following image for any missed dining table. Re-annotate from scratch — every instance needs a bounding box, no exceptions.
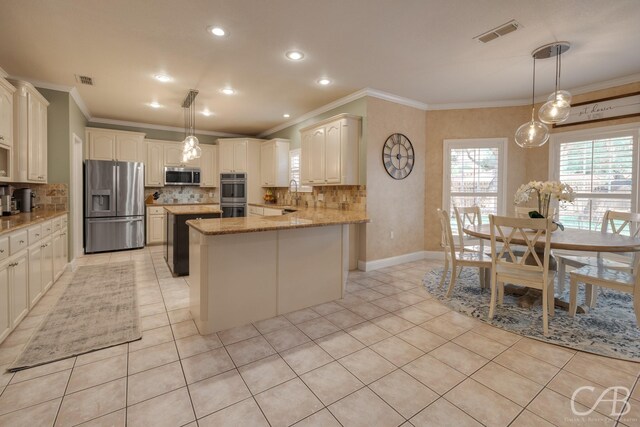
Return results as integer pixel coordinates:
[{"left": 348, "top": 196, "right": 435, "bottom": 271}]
[{"left": 463, "top": 225, "right": 640, "bottom": 311}]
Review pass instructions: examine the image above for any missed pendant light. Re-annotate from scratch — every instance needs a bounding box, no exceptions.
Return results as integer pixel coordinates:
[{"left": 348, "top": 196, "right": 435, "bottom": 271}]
[
  {"left": 182, "top": 89, "right": 201, "bottom": 162},
  {"left": 515, "top": 55, "right": 550, "bottom": 148},
  {"left": 537, "top": 42, "right": 572, "bottom": 124}
]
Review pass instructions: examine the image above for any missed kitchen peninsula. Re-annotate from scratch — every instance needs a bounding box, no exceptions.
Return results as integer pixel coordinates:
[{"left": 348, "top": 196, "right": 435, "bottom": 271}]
[{"left": 186, "top": 208, "right": 369, "bottom": 334}]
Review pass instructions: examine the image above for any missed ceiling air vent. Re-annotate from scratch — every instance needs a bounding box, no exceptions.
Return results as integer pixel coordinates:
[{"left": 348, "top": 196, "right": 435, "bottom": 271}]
[
  {"left": 75, "top": 75, "right": 94, "bottom": 85},
  {"left": 474, "top": 20, "right": 521, "bottom": 43}
]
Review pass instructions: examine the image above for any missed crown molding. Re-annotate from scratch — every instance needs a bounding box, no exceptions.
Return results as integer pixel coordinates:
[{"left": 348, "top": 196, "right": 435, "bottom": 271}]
[
  {"left": 7, "top": 75, "right": 93, "bottom": 120},
  {"left": 569, "top": 72, "right": 640, "bottom": 96},
  {"left": 0, "top": 67, "right": 8, "bottom": 79},
  {"left": 88, "top": 117, "right": 246, "bottom": 138},
  {"left": 258, "top": 87, "right": 429, "bottom": 137}
]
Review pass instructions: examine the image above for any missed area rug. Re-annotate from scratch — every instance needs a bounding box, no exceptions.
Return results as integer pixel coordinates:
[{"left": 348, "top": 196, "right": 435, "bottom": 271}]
[
  {"left": 9, "top": 262, "right": 142, "bottom": 371},
  {"left": 423, "top": 268, "right": 640, "bottom": 361}
]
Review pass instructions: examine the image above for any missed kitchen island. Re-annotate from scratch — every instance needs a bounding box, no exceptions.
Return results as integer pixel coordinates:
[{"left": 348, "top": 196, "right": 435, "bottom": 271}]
[
  {"left": 186, "top": 208, "right": 369, "bottom": 334},
  {"left": 164, "top": 205, "right": 222, "bottom": 276}
]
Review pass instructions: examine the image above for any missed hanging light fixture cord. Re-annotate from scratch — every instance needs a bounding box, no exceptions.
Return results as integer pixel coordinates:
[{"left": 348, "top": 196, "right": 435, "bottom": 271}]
[{"left": 530, "top": 55, "right": 537, "bottom": 120}]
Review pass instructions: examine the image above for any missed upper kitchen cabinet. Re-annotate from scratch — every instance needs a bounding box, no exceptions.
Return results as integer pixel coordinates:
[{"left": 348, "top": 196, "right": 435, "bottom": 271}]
[
  {"left": 299, "top": 114, "right": 361, "bottom": 186},
  {"left": 86, "top": 128, "right": 146, "bottom": 162},
  {"left": 0, "top": 77, "right": 15, "bottom": 182},
  {"left": 145, "top": 139, "right": 165, "bottom": 187},
  {"left": 218, "top": 138, "right": 251, "bottom": 173},
  {"left": 9, "top": 80, "right": 48, "bottom": 183},
  {"left": 261, "top": 139, "right": 290, "bottom": 187},
  {"left": 164, "top": 142, "right": 200, "bottom": 168},
  {"left": 200, "top": 144, "right": 218, "bottom": 187}
]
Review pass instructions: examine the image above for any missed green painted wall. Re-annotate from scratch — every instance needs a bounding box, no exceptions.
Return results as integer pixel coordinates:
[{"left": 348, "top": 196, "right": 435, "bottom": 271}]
[
  {"left": 38, "top": 88, "right": 70, "bottom": 184},
  {"left": 85, "top": 121, "right": 221, "bottom": 144}
]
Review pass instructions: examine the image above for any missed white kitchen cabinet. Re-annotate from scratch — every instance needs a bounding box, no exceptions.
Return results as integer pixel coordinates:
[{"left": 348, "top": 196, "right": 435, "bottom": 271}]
[
  {"left": 163, "top": 142, "right": 200, "bottom": 168},
  {"left": 86, "top": 128, "right": 146, "bottom": 162},
  {"left": 9, "top": 251, "right": 28, "bottom": 328},
  {"left": 145, "top": 140, "right": 165, "bottom": 186},
  {"left": 53, "top": 229, "right": 66, "bottom": 281},
  {"left": 41, "top": 236, "right": 53, "bottom": 292},
  {"left": 261, "top": 139, "right": 290, "bottom": 187},
  {"left": 28, "top": 243, "right": 43, "bottom": 308},
  {"left": 218, "top": 139, "right": 252, "bottom": 173},
  {"left": 0, "top": 77, "right": 15, "bottom": 149},
  {"left": 146, "top": 206, "right": 166, "bottom": 244},
  {"left": 0, "top": 260, "right": 9, "bottom": 341},
  {"left": 263, "top": 207, "right": 283, "bottom": 216},
  {"left": 299, "top": 114, "right": 361, "bottom": 186},
  {"left": 10, "top": 80, "right": 49, "bottom": 183},
  {"left": 200, "top": 144, "right": 218, "bottom": 187}
]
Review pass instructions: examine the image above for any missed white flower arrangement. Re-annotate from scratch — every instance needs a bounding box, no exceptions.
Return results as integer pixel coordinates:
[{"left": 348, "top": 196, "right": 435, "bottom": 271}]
[{"left": 514, "top": 180, "right": 575, "bottom": 229}]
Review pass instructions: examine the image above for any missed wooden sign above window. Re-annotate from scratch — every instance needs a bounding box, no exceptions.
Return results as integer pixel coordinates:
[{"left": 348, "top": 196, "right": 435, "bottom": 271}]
[{"left": 554, "top": 92, "right": 640, "bottom": 128}]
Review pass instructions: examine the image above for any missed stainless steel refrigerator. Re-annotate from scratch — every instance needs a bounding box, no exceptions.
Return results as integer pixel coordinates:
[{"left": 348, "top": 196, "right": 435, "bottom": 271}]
[{"left": 84, "top": 160, "right": 145, "bottom": 253}]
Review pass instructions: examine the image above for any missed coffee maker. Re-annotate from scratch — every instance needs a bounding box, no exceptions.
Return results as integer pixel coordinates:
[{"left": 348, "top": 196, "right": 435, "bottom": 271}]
[
  {"left": 14, "top": 188, "right": 33, "bottom": 212},
  {"left": 0, "top": 185, "right": 18, "bottom": 216}
]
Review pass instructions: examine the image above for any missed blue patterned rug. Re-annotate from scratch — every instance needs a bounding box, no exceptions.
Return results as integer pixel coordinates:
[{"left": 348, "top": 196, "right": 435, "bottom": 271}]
[{"left": 423, "top": 268, "right": 640, "bottom": 361}]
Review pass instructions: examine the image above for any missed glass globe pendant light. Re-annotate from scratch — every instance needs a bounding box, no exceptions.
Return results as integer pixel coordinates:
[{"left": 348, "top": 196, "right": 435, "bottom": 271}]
[
  {"left": 515, "top": 56, "right": 550, "bottom": 148},
  {"left": 182, "top": 89, "right": 201, "bottom": 161},
  {"left": 538, "top": 43, "right": 572, "bottom": 124}
]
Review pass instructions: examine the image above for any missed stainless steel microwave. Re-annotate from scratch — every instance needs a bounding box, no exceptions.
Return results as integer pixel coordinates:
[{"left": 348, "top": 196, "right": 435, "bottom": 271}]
[{"left": 164, "top": 167, "right": 201, "bottom": 186}]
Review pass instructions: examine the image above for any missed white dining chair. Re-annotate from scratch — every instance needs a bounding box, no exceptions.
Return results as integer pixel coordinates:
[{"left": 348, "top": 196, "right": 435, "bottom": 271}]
[
  {"left": 557, "top": 210, "right": 640, "bottom": 303},
  {"left": 454, "top": 205, "right": 485, "bottom": 253},
  {"left": 488, "top": 215, "right": 555, "bottom": 336},
  {"left": 438, "top": 209, "right": 492, "bottom": 297},
  {"left": 569, "top": 257, "right": 640, "bottom": 325}
]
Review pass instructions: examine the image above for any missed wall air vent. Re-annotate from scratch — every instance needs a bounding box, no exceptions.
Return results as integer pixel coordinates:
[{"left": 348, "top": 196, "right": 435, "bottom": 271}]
[
  {"left": 474, "top": 20, "right": 521, "bottom": 43},
  {"left": 75, "top": 75, "right": 94, "bottom": 85}
]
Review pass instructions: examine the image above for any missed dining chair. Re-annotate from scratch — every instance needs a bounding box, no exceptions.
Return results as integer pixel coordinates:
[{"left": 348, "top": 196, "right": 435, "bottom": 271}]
[
  {"left": 557, "top": 210, "right": 640, "bottom": 302},
  {"left": 488, "top": 215, "right": 555, "bottom": 336},
  {"left": 454, "top": 205, "right": 484, "bottom": 253},
  {"left": 438, "top": 209, "right": 492, "bottom": 297},
  {"left": 569, "top": 257, "right": 640, "bottom": 325}
]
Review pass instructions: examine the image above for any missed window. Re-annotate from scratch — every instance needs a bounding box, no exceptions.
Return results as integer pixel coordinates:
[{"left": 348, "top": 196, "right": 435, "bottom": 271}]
[
  {"left": 289, "top": 149, "right": 312, "bottom": 192},
  {"left": 443, "top": 138, "right": 507, "bottom": 232},
  {"left": 550, "top": 124, "right": 639, "bottom": 233}
]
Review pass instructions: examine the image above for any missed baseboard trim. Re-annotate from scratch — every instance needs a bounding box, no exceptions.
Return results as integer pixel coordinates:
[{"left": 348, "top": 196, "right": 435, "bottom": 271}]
[{"left": 358, "top": 250, "right": 445, "bottom": 272}]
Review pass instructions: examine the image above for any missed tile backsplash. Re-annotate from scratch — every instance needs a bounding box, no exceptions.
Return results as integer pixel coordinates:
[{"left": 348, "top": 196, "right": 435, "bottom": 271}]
[
  {"left": 6, "top": 183, "right": 69, "bottom": 211},
  {"left": 145, "top": 187, "right": 217, "bottom": 204},
  {"left": 269, "top": 185, "right": 366, "bottom": 211}
]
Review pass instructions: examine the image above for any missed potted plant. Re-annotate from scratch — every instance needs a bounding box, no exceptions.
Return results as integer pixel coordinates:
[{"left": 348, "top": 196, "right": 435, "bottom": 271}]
[{"left": 514, "top": 180, "right": 575, "bottom": 230}]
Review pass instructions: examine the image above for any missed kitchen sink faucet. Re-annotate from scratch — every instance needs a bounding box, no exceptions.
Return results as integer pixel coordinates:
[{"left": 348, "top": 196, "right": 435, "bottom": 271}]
[{"left": 289, "top": 179, "right": 299, "bottom": 206}]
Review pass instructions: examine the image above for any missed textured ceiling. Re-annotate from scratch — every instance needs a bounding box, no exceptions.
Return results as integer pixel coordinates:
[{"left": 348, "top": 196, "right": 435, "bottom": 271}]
[{"left": 0, "top": 0, "right": 638, "bottom": 135}]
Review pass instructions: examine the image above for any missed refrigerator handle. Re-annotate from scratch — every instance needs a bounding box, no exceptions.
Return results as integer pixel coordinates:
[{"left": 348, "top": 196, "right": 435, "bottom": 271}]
[
  {"left": 115, "top": 162, "right": 119, "bottom": 213},
  {"left": 88, "top": 217, "right": 143, "bottom": 224}
]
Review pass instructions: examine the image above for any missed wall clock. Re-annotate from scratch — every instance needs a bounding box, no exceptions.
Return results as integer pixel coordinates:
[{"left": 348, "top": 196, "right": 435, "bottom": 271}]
[{"left": 382, "top": 133, "right": 414, "bottom": 180}]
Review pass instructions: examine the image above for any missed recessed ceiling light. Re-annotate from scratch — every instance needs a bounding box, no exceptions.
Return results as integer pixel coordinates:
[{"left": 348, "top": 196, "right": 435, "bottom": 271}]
[
  {"left": 208, "top": 26, "right": 227, "bottom": 37},
  {"left": 285, "top": 50, "right": 304, "bottom": 61},
  {"left": 148, "top": 101, "right": 162, "bottom": 109},
  {"left": 317, "top": 78, "right": 332, "bottom": 86},
  {"left": 154, "top": 74, "right": 172, "bottom": 83},
  {"left": 221, "top": 88, "right": 235, "bottom": 95},
  {"left": 283, "top": 113, "right": 291, "bottom": 118},
  {"left": 201, "top": 110, "right": 213, "bottom": 117}
]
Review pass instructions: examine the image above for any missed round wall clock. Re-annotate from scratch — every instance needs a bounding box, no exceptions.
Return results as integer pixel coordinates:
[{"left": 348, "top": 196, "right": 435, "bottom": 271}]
[{"left": 382, "top": 133, "right": 414, "bottom": 180}]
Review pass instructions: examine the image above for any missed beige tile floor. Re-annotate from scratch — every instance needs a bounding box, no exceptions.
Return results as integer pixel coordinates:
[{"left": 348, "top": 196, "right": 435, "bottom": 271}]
[{"left": 0, "top": 246, "right": 638, "bottom": 426}]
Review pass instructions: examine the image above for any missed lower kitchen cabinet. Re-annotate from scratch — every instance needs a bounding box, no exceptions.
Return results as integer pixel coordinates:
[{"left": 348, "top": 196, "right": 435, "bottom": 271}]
[
  {"left": 147, "top": 206, "right": 166, "bottom": 244},
  {"left": 0, "top": 213, "right": 68, "bottom": 345},
  {"left": 28, "top": 243, "right": 43, "bottom": 308},
  {"left": 8, "top": 252, "right": 28, "bottom": 328}
]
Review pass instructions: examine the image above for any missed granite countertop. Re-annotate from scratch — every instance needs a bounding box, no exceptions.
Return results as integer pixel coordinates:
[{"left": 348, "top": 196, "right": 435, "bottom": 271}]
[
  {"left": 164, "top": 205, "right": 223, "bottom": 215},
  {"left": 0, "top": 210, "right": 68, "bottom": 236},
  {"left": 248, "top": 203, "right": 299, "bottom": 210},
  {"left": 186, "top": 207, "right": 369, "bottom": 235},
  {"left": 147, "top": 202, "right": 219, "bottom": 206}
]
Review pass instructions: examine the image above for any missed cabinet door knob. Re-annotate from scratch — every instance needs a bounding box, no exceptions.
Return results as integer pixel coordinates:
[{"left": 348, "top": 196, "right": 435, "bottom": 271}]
[
  {"left": 0, "top": 249, "right": 4, "bottom": 253},
  {"left": 19, "top": 240, "right": 24, "bottom": 244},
  {"left": 36, "top": 233, "right": 40, "bottom": 237},
  {"left": 0, "top": 136, "right": 4, "bottom": 140}
]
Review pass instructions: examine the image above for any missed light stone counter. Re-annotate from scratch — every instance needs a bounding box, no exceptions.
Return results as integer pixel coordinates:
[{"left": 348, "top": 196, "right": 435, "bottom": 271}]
[
  {"left": 186, "top": 207, "right": 368, "bottom": 235},
  {"left": 187, "top": 207, "right": 368, "bottom": 334},
  {"left": 163, "top": 205, "right": 222, "bottom": 215},
  {"left": 0, "top": 209, "right": 68, "bottom": 236}
]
